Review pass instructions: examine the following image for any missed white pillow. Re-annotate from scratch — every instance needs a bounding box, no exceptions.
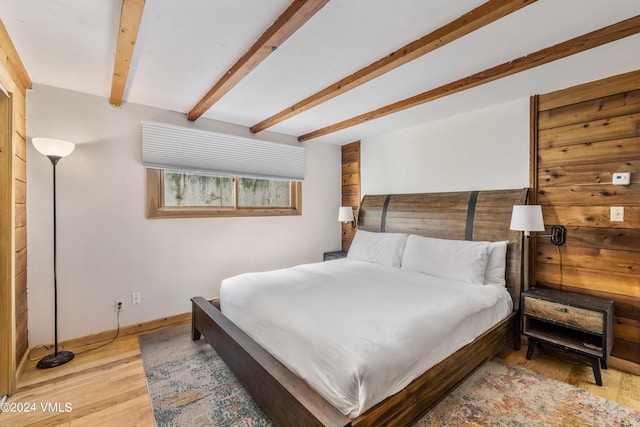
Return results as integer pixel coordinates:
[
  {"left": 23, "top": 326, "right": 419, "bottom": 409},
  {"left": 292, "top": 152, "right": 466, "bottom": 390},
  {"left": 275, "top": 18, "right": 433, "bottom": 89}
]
[
  {"left": 401, "top": 235, "right": 491, "bottom": 285},
  {"left": 347, "top": 230, "right": 408, "bottom": 268},
  {"left": 485, "top": 241, "right": 508, "bottom": 287}
]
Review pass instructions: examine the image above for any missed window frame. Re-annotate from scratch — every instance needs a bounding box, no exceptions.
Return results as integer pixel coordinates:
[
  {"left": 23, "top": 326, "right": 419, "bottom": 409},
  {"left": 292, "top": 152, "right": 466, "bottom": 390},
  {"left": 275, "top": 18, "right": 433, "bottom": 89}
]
[{"left": 146, "top": 169, "right": 302, "bottom": 219}]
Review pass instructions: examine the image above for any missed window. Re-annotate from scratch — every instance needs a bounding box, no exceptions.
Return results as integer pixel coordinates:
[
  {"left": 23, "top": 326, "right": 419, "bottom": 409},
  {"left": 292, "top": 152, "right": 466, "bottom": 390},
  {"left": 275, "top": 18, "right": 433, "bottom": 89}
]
[
  {"left": 146, "top": 169, "right": 302, "bottom": 218},
  {"left": 141, "top": 121, "right": 304, "bottom": 218}
]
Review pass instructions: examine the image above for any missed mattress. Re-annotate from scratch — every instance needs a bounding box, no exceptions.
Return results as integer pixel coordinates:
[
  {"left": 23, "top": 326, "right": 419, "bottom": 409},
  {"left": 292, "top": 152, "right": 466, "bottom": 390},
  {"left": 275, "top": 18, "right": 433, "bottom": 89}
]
[{"left": 220, "top": 258, "right": 512, "bottom": 418}]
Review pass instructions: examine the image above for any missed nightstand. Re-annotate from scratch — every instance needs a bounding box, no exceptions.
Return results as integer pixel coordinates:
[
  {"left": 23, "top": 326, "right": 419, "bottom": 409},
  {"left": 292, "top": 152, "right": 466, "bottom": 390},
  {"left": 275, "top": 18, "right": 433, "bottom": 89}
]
[
  {"left": 323, "top": 251, "right": 347, "bottom": 261},
  {"left": 521, "top": 287, "right": 614, "bottom": 386}
]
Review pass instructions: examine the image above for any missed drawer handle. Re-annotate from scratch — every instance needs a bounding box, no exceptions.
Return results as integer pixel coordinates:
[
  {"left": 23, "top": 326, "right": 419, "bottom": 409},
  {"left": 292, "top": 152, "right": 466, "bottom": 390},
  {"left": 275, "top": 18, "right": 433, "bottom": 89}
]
[{"left": 554, "top": 307, "right": 568, "bottom": 313}]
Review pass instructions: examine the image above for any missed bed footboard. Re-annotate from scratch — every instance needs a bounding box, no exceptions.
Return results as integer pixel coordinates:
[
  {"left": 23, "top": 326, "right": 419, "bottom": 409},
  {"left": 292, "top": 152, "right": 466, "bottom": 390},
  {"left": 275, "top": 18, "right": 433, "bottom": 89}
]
[{"left": 191, "top": 296, "right": 351, "bottom": 427}]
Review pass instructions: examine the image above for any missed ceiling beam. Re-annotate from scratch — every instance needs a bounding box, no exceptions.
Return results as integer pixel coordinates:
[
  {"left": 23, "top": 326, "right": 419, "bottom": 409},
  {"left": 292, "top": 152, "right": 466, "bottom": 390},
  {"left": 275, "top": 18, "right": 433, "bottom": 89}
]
[
  {"left": 187, "top": 0, "right": 329, "bottom": 121},
  {"left": 298, "top": 14, "right": 640, "bottom": 142},
  {"left": 109, "top": 0, "right": 146, "bottom": 106},
  {"left": 250, "top": 0, "right": 536, "bottom": 134}
]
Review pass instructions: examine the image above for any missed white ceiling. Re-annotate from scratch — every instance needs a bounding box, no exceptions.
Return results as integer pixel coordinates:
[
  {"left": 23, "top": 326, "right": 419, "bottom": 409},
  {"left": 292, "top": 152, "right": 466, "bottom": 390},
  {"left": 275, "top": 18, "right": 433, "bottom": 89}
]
[{"left": 2, "top": 0, "right": 640, "bottom": 145}]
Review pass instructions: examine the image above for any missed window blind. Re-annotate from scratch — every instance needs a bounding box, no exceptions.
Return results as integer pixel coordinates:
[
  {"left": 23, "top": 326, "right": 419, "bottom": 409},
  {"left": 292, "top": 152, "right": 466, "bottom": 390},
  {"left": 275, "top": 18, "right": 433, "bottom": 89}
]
[{"left": 141, "top": 121, "right": 305, "bottom": 181}]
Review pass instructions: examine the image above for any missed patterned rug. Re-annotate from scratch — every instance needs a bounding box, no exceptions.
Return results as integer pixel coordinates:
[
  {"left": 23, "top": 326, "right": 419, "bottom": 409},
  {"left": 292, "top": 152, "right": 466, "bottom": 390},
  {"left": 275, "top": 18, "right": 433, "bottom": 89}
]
[{"left": 139, "top": 325, "right": 640, "bottom": 426}]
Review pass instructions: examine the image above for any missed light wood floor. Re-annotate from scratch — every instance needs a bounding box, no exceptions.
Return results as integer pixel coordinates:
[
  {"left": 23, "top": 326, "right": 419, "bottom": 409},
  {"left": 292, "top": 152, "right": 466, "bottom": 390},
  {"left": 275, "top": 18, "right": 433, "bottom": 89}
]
[{"left": 2, "top": 329, "right": 639, "bottom": 426}]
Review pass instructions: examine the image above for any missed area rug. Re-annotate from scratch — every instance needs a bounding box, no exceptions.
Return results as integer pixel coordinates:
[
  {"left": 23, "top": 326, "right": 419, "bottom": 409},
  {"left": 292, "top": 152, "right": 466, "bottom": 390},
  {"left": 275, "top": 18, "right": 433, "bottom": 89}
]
[{"left": 139, "top": 325, "right": 640, "bottom": 426}]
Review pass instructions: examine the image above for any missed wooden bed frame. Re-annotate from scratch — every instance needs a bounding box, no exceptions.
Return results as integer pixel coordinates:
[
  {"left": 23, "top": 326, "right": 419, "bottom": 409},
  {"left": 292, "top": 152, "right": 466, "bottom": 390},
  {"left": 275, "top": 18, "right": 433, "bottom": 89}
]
[{"left": 192, "top": 188, "right": 529, "bottom": 426}]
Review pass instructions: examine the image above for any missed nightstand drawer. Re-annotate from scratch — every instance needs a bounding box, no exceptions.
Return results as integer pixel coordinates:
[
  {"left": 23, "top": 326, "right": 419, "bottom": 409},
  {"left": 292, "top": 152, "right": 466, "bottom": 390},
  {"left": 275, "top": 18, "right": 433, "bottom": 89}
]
[{"left": 523, "top": 296, "right": 603, "bottom": 334}]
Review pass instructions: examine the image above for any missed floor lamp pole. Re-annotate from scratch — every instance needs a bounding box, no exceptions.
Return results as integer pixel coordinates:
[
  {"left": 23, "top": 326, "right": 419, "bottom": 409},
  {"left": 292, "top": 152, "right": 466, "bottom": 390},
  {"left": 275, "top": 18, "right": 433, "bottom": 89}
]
[{"left": 37, "top": 155, "right": 74, "bottom": 369}]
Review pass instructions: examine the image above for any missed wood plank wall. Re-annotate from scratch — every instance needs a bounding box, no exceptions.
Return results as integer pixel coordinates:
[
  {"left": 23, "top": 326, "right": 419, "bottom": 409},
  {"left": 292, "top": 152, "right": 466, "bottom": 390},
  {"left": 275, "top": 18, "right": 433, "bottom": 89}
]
[
  {"left": 341, "top": 141, "right": 360, "bottom": 251},
  {"left": 0, "top": 19, "right": 31, "bottom": 396},
  {"left": 533, "top": 69, "right": 640, "bottom": 364}
]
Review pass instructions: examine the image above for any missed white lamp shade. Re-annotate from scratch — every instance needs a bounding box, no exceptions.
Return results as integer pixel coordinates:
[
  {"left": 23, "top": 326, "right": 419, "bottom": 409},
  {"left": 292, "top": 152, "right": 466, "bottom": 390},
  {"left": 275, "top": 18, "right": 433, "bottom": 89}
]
[
  {"left": 510, "top": 205, "right": 545, "bottom": 232},
  {"left": 338, "top": 206, "right": 354, "bottom": 222},
  {"left": 32, "top": 138, "right": 75, "bottom": 158}
]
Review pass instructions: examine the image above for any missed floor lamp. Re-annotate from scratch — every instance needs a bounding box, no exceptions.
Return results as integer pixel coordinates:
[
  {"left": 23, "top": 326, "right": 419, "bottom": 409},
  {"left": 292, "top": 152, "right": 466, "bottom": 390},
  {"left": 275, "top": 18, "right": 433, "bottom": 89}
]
[{"left": 32, "top": 138, "right": 75, "bottom": 369}]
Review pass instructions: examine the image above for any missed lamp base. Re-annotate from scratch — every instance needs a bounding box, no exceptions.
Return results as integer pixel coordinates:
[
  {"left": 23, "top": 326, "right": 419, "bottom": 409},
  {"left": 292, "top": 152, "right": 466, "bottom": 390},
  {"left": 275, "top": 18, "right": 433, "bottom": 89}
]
[{"left": 36, "top": 350, "right": 74, "bottom": 369}]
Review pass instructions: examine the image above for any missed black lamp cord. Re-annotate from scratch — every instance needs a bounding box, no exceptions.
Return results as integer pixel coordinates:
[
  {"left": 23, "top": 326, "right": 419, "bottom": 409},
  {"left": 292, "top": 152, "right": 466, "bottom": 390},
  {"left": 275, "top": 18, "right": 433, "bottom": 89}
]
[
  {"left": 28, "top": 307, "right": 121, "bottom": 361},
  {"left": 74, "top": 307, "right": 121, "bottom": 356},
  {"left": 556, "top": 244, "right": 564, "bottom": 285}
]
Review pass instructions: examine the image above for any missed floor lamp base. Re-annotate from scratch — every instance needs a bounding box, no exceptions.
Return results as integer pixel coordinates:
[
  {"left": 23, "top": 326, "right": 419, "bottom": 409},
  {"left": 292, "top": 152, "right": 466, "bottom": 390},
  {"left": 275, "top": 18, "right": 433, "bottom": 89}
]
[{"left": 36, "top": 350, "right": 74, "bottom": 369}]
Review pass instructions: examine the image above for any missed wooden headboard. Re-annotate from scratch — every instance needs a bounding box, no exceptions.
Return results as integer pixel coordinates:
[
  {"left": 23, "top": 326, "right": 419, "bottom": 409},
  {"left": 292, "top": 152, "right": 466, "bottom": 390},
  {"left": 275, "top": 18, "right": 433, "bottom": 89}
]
[{"left": 358, "top": 188, "right": 529, "bottom": 310}]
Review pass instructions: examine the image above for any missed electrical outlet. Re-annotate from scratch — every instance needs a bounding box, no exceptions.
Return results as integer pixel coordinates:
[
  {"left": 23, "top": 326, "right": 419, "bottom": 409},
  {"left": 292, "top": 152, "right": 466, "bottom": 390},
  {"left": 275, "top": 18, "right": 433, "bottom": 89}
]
[
  {"left": 610, "top": 206, "right": 624, "bottom": 222},
  {"left": 132, "top": 292, "right": 142, "bottom": 305},
  {"left": 115, "top": 299, "right": 125, "bottom": 312}
]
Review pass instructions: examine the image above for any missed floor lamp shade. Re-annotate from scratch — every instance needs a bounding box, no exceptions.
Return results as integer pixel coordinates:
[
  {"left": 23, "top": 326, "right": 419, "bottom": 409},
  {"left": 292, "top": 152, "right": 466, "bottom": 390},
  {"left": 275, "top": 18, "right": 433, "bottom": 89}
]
[
  {"left": 33, "top": 137, "right": 75, "bottom": 369},
  {"left": 32, "top": 138, "right": 75, "bottom": 159}
]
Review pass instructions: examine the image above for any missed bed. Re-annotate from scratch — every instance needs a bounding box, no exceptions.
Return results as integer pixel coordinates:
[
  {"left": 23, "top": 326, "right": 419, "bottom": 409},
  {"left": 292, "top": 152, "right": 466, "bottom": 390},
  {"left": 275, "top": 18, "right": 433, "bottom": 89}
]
[{"left": 192, "top": 188, "right": 528, "bottom": 426}]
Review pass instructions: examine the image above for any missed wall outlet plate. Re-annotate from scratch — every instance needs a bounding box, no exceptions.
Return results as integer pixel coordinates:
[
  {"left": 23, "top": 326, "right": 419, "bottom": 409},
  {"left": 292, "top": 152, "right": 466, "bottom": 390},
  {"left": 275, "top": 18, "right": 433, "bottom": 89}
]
[
  {"left": 115, "top": 299, "right": 125, "bottom": 312},
  {"left": 610, "top": 206, "right": 624, "bottom": 222},
  {"left": 132, "top": 292, "right": 141, "bottom": 305}
]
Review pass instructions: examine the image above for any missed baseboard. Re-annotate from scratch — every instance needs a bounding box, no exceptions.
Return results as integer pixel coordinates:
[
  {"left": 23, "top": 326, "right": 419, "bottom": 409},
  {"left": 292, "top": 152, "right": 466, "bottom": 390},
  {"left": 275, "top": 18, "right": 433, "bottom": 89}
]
[
  {"left": 26, "top": 311, "right": 191, "bottom": 360},
  {"left": 609, "top": 356, "right": 640, "bottom": 376}
]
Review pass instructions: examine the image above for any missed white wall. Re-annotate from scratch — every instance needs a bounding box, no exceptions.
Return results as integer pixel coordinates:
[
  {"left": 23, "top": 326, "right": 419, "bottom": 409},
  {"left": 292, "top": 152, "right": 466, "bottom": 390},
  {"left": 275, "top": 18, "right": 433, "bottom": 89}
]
[
  {"left": 361, "top": 98, "right": 530, "bottom": 196},
  {"left": 26, "top": 84, "right": 342, "bottom": 344}
]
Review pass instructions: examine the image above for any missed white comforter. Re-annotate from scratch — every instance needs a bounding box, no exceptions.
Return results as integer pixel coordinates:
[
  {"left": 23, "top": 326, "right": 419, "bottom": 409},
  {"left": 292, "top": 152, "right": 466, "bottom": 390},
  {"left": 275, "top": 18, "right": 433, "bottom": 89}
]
[{"left": 220, "top": 259, "right": 512, "bottom": 418}]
